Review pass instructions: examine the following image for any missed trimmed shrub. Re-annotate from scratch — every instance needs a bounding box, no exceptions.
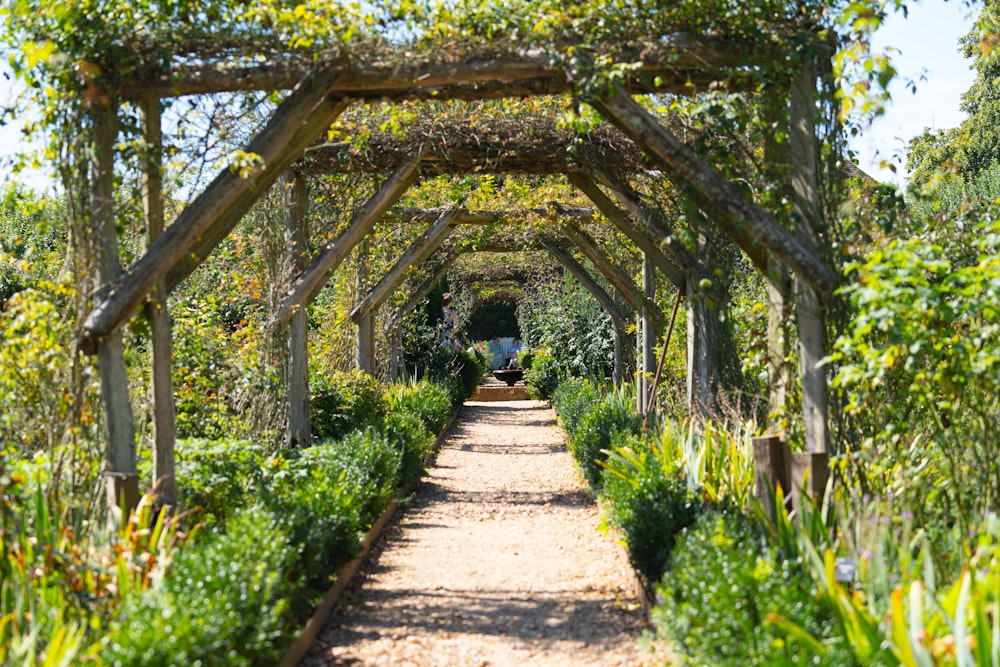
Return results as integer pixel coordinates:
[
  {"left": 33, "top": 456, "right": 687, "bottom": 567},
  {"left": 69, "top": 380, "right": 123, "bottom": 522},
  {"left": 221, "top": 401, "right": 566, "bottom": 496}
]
[
  {"left": 568, "top": 397, "right": 641, "bottom": 490},
  {"left": 310, "top": 370, "right": 386, "bottom": 442},
  {"left": 524, "top": 347, "right": 560, "bottom": 400},
  {"left": 382, "top": 409, "right": 433, "bottom": 485},
  {"left": 551, "top": 377, "right": 601, "bottom": 440},
  {"left": 654, "top": 510, "right": 853, "bottom": 667},
  {"left": 386, "top": 379, "right": 452, "bottom": 434},
  {"left": 102, "top": 506, "right": 297, "bottom": 666},
  {"left": 173, "top": 438, "right": 266, "bottom": 526},
  {"left": 602, "top": 434, "right": 705, "bottom": 588}
]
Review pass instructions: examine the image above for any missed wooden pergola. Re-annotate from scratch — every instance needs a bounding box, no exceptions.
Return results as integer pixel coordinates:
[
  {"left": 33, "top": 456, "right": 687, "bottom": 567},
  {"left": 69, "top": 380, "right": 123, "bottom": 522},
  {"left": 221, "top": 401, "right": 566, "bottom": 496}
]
[{"left": 76, "top": 27, "right": 839, "bottom": 513}]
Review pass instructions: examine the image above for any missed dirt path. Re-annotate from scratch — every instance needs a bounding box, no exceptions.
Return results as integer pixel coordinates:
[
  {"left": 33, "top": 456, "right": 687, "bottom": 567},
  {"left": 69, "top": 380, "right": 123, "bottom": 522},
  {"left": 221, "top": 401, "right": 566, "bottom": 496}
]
[{"left": 302, "top": 399, "right": 661, "bottom": 667}]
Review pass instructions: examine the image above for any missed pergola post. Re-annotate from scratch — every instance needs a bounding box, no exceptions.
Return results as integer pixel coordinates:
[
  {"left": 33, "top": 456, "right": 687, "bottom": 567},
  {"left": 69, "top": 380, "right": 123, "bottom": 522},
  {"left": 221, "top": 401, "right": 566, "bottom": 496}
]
[
  {"left": 284, "top": 170, "right": 311, "bottom": 447},
  {"left": 638, "top": 256, "right": 656, "bottom": 414},
  {"left": 766, "top": 254, "right": 791, "bottom": 430},
  {"left": 140, "top": 98, "right": 177, "bottom": 507},
  {"left": 91, "top": 102, "right": 138, "bottom": 519},
  {"left": 356, "top": 238, "right": 375, "bottom": 374},
  {"left": 613, "top": 325, "right": 624, "bottom": 388},
  {"left": 790, "top": 66, "right": 831, "bottom": 454}
]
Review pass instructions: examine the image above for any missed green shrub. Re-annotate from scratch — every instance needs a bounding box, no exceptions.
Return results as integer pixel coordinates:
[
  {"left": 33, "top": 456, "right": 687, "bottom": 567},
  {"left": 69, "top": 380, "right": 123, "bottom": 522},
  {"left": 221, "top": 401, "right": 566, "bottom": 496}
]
[
  {"left": 386, "top": 379, "right": 452, "bottom": 434},
  {"left": 568, "top": 395, "right": 641, "bottom": 490},
  {"left": 551, "top": 377, "right": 601, "bottom": 440},
  {"left": 525, "top": 347, "right": 561, "bottom": 400},
  {"left": 103, "top": 507, "right": 297, "bottom": 666},
  {"left": 654, "top": 510, "right": 853, "bottom": 666},
  {"left": 602, "top": 432, "right": 705, "bottom": 588},
  {"left": 382, "top": 409, "right": 433, "bottom": 485},
  {"left": 174, "top": 438, "right": 267, "bottom": 526},
  {"left": 452, "top": 347, "right": 485, "bottom": 400},
  {"left": 255, "top": 431, "right": 401, "bottom": 612},
  {"left": 310, "top": 370, "right": 387, "bottom": 442}
]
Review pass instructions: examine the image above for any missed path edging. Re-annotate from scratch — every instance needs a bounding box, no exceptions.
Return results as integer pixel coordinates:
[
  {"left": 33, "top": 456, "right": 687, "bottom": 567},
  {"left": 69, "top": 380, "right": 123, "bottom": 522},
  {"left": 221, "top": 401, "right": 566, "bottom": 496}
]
[{"left": 280, "top": 411, "right": 460, "bottom": 667}]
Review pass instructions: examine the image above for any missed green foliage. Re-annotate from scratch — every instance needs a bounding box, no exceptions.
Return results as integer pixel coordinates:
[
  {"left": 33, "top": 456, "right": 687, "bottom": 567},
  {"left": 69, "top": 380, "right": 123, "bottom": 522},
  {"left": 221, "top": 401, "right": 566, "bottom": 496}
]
[
  {"left": 551, "top": 377, "right": 600, "bottom": 439},
  {"left": 602, "top": 431, "right": 705, "bottom": 588},
  {"left": 518, "top": 279, "right": 617, "bottom": 382},
  {"left": 466, "top": 300, "right": 520, "bottom": 340},
  {"left": 310, "top": 370, "right": 387, "bottom": 442},
  {"left": 102, "top": 506, "right": 296, "bottom": 666},
  {"left": 173, "top": 438, "right": 266, "bottom": 526},
  {"left": 386, "top": 378, "right": 452, "bottom": 435},
  {"left": 654, "top": 509, "right": 854, "bottom": 666},
  {"left": 831, "top": 217, "right": 1000, "bottom": 540},
  {"left": 566, "top": 388, "right": 641, "bottom": 491},
  {"left": 403, "top": 324, "right": 484, "bottom": 406},
  {"left": 524, "top": 347, "right": 561, "bottom": 400},
  {"left": 381, "top": 409, "right": 432, "bottom": 486}
]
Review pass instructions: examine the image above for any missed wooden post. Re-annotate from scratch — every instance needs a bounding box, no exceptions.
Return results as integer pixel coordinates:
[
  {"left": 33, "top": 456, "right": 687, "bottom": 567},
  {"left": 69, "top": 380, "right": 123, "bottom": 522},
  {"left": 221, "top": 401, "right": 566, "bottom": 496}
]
[
  {"left": 284, "top": 171, "right": 311, "bottom": 447},
  {"left": 613, "top": 325, "right": 624, "bottom": 388},
  {"left": 638, "top": 256, "right": 655, "bottom": 414},
  {"left": 790, "top": 66, "right": 831, "bottom": 454},
  {"left": 766, "top": 255, "right": 791, "bottom": 430},
  {"left": 791, "top": 452, "right": 830, "bottom": 510},
  {"left": 753, "top": 435, "right": 791, "bottom": 517},
  {"left": 277, "top": 157, "right": 421, "bottom": 325},
  {"left": 356, "top": 238, "right": 375, "bottom": 374},
  {"left": 140, "top": 98, "right": 177, "bottom": 507},
  {"left": 685, "top": 279, "right": 709, "bottom": 418},
  {"left": 91, "top": 102, "right": 138, "bottom": 521}
]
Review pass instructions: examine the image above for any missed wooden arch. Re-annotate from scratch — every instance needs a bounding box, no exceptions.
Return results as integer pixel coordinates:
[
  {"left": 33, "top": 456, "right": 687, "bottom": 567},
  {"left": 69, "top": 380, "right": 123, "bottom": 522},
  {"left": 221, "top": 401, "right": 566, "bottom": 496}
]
[{"left": 76, "top": 22, "right": 838, "bottom": 512}]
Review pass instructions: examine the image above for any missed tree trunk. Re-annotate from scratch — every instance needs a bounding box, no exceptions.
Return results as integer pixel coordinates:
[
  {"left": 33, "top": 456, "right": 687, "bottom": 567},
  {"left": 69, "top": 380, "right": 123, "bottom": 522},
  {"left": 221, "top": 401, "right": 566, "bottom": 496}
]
[{"left": 140, "top": 98, "right": 177, "bottom": 507}]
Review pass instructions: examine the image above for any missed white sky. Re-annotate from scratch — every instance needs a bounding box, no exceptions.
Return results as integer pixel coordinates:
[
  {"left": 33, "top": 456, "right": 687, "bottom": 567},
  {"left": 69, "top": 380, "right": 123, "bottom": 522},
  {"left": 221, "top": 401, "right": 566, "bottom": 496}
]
[{"left": 0, "top": 1, "right": 982, "bottom": 193}]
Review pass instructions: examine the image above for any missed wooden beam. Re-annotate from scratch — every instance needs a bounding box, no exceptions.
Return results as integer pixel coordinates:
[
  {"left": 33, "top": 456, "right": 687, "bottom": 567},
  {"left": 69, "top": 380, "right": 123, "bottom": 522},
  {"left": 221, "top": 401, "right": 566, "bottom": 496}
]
[
  {"left": 387, "top": 253, "right": 460, "bottom": 329},
  {"left": 81, "top": 68, "right": 351, "bottom": 350},
  {"left": 590, "top": 86, "right": 838, "bottom": 299},
  {"left": 638, "top": 256, "right": 656, "bottom": 414},
  {"left": 165, "top": 96, "right": 353, "bottom": 294},
  {"left": 140, "top": 97, "right": 177, "bottom": 507},
  {"left": 120, "top": 35, "right": 775, "bottom": 100},
  {"left": 541, "top": 240, "right": 628, "bottom": 331},
  {"left": 589, "top": 166, "right": 699, "bottom": 279},
  {"left": 567, "top": 172, "right": 686, "bottom": 290},
  {"left": 276, "top": 156, "right": 421, "bottom": 325},
  {"left": 561, "top": 224, "right": 663, "bottom": 322},
  {"left": 350, "top": 208, "right": 460, "bottom": 323}
]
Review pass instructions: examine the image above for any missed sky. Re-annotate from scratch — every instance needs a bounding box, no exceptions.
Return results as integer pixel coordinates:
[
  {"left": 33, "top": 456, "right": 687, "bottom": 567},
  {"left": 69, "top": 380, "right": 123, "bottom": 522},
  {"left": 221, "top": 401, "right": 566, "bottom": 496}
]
[
  {"left": 0, "top": 1, "right": 982, "bottom": 193},
  {"left": 850, "top": 0, "right": 978, "bottom": 184}
]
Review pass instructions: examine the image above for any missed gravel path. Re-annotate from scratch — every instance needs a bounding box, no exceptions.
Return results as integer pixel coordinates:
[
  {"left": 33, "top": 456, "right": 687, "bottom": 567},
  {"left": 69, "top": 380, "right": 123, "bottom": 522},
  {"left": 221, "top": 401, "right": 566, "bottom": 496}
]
[{"left": 302, "top": 399, "right": 661, "bottom": 667}]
